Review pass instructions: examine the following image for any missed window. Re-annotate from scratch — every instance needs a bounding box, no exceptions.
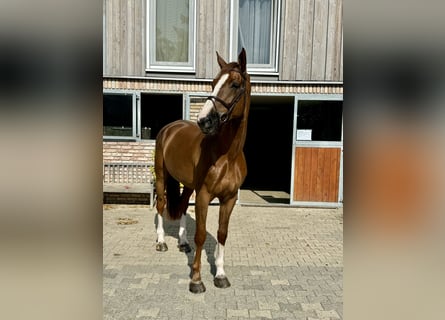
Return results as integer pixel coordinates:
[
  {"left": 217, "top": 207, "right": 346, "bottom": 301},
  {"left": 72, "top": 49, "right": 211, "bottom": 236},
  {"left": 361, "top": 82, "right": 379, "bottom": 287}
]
[
  {"left": 103, "top": 92, "right": 184, "bottom": 140},
  {"left": 231, "top": 0, "right": 280, "bottom": 73},
  {"left": 103, "top": 93, "right": 136, "bottom": 139},
  {"left": 296, "top": 100, "right": 343, "bottom": 142},
  {"left": 147, "top": 0, "right": 196, "bottom": 72}
]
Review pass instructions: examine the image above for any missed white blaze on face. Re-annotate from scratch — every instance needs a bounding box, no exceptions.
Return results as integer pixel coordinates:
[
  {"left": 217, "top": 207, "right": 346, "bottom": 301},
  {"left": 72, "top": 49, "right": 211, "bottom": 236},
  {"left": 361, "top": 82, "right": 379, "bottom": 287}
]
[{"left": 198, "top": 73, "right": 229, "bottom": 121}]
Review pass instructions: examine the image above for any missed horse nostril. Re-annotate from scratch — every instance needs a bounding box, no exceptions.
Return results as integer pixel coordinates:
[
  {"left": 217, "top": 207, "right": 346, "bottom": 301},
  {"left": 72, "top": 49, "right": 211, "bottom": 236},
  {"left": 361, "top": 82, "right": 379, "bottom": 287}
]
[
  {"left": 198, "top": 117, "right": 207, "bottom": 126},
  {"left": 198, "top": 117, "right": 210, "bottom": 131},
  {"left": 198, "top": 112, "right": 219, "bottom": 134}
]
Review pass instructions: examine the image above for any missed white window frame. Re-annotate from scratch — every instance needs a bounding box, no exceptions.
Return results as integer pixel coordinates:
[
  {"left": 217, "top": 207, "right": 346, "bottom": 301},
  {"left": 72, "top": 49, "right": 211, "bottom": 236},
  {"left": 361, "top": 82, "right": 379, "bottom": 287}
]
[
  {"left": 230, "top": 0, "right": 281, "bottom": 74},
  {"left": 103, "top": 90, "right": 138, "bottom": 140},
  {"left": 146, "top": 0, "right": 196, "bottom": 73}
]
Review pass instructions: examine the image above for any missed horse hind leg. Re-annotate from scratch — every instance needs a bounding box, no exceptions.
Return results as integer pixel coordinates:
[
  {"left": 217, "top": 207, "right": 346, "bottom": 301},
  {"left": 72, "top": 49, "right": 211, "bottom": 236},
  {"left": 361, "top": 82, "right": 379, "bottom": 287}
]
[
  {"left": 154, "top": 155, "right": 168, "bottom": 252},
  {"left": 155, "top": 213, "right": 168, "bottom": 252},
  {"left": 155, "top": 201, "right": 169, "bottom": 252},
  {"left": 178, "top": 187, "right": 193, "bottom": 253}
]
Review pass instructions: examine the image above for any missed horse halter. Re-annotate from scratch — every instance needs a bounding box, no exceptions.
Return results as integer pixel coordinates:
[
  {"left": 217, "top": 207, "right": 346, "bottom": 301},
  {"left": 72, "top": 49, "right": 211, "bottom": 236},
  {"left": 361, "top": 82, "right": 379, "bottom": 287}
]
[{"left": 206, "top": 69, "right": 246, "bottom": 123}]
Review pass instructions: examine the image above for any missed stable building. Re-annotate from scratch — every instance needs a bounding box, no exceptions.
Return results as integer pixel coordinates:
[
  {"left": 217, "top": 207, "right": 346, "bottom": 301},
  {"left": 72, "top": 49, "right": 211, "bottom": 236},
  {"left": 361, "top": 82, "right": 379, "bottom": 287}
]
[{"left": 103, "top": 0, "right": 343, "bottom": 207}]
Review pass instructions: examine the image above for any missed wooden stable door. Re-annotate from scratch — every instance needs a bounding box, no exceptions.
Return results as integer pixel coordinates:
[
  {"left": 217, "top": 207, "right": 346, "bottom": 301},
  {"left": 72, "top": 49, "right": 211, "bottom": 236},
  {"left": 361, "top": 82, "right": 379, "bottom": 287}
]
[{"left": 293, "top": 147, "right": 341, "bottom": 202}]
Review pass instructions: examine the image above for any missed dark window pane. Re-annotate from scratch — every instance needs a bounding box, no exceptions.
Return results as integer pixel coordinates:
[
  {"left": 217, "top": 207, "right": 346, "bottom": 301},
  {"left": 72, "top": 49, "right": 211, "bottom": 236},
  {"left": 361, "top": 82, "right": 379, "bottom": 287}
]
[
  {"left": 103, "top": 94, "right": 133, "bottom": 137},
  {"left": 297, "top": 100, "right": 343, "bottom": 142}
]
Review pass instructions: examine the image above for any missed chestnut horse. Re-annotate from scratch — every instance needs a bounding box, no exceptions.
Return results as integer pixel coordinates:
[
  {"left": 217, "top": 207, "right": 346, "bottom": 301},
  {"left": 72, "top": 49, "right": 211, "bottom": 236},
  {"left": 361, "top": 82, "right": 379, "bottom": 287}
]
[{"left": 154, "top": 49, "right": 250, "bottom": 293}]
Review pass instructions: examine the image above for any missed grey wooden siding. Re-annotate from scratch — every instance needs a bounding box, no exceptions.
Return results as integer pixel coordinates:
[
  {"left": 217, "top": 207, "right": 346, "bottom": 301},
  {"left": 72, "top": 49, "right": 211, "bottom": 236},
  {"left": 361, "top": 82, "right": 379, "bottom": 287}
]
[
  {"left": 280, "top": 0, "right": 343, "bottom": 81},
  {"left": 103, "top": 0, "right": 343, "bottom": 82},
  {"left": 196, "top": 0, "right": 230, "bottom": 78},
  {"left": 103, "top": 0, "right": 146, "bottom": 76}
]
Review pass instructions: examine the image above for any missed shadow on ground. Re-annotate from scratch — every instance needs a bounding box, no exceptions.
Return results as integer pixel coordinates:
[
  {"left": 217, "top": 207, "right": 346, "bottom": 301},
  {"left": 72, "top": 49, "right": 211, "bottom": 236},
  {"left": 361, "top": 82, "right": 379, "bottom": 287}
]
[{"left": 153, "top": 212, "right": 218, "bottom": 278}]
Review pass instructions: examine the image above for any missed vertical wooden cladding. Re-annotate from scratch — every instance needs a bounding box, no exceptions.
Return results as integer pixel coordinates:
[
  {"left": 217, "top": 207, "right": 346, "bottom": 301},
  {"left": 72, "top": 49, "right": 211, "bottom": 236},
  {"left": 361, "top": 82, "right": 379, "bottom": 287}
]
[
  {"left": 196, "top": 0, "right": 230, "bottom": 78},
  {"left": 311, "top": 0, "right": 328, "bottom": 80},
  {"left": 325, "top": 0, "right": 343, "bottom": 81},
  {"left": 280, "top": 0, "right": 300, "bottom": 80},
  {"left": 294, "top": 147, "right": 340, "bottom": 202},
  {"left": 104, "top": 0, "right": 145, "bottom": 76},
  {"left": 103, "top": 0, "right": 342, "bottom": 81},
  {"left": 280, "top": 0, "right": 343, "bottom": 81},
  {"left": 296, "top": 0, "right": 314, "bottom": 80}
]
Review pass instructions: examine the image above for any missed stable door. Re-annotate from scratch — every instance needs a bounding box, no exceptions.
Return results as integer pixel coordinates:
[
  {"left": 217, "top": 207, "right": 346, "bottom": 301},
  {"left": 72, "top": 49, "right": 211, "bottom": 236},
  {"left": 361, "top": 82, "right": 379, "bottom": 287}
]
[{"left": 292, "top": 98, "right": 343, "bottom": 206}]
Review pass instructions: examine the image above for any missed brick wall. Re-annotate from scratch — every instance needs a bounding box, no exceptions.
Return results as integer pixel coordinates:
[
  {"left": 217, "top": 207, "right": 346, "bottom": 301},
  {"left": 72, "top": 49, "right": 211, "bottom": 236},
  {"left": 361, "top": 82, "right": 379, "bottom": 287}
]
[{"left": 103, "top": 141, "right": 156, "bottom": 163}]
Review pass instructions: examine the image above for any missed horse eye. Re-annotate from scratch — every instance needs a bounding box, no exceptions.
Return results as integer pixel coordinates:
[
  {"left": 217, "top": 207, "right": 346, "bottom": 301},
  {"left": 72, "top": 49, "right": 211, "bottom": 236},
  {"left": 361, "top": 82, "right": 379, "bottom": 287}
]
[{"left": 231, "top": 81, "right": 240, "bottom": 89}]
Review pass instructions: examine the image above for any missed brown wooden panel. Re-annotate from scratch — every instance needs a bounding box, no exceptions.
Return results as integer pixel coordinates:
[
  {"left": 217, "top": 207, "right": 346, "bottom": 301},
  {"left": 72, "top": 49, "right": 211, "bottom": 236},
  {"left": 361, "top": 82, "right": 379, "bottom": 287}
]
[
  {"left": 322, "top": 148, "right": 331, "bottom": 202},
  {"left": 294, "top": 147, "right": 340, "bottom": 202},
  {"left": 330, "top": 148, "right": 340, "bottom": 201},
  {"left": 302, "top": 147, "right": 312, "bottom": 200},
  {"left": 315, "top": 147, "right": 324, "bottom": 200},
  {"left": 309, "top": 148, "right": 319, "bottom": 199}
]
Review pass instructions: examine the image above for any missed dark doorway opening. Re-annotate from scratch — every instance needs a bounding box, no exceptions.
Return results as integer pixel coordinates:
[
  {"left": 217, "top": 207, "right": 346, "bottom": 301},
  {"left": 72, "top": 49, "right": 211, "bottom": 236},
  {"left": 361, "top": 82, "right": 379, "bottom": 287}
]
[
  {"left": 140, "top": 93, "right": 183, "bottom": 139},
  {"left": 241, "top": 96, "right": 294, "bottom": 204}
]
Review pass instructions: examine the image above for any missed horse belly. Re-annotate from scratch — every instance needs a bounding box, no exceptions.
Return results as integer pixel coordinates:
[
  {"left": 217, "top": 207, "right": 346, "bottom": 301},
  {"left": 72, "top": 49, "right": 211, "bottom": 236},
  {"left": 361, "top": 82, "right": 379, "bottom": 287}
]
[{"left": 165, "top": 158, "right": 195, "bottom": 188}]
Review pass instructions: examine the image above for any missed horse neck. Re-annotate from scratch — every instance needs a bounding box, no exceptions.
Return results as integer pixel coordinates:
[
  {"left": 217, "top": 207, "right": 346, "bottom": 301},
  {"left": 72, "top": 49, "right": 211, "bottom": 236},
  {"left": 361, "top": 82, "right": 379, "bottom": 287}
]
[{"left": 218, "top": 92, "right": 250, "bottom": 160}]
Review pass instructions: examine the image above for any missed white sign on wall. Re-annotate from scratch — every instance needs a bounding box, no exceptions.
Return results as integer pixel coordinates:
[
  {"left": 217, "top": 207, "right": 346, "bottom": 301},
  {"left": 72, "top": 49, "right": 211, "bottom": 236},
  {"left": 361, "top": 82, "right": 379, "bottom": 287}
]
[{"left": 297, "top": 129, "right": 312, "bottom": 141}]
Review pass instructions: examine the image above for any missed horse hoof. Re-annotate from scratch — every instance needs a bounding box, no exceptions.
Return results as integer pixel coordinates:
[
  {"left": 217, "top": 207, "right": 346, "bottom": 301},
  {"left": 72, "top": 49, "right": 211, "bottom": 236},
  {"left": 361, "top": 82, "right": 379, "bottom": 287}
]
[
  {"left": 178, "top": 243, "right": 192, "bottom": 253},
  {"left": 214, "top": 276, "right": 231, "bottom": 289},
  {"left": 189, "top": 281, "right": 206, "bottom": 294},
  {"left": 156, "top": 242, "right": 168, "bottom": 252}
]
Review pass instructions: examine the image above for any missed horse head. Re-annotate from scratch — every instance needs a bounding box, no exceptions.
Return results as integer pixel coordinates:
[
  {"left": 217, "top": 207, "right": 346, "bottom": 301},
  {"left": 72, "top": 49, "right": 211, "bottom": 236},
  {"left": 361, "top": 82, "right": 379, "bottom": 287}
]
[{"left": 197, "top": 48, "right": 250, "bottom": 135}]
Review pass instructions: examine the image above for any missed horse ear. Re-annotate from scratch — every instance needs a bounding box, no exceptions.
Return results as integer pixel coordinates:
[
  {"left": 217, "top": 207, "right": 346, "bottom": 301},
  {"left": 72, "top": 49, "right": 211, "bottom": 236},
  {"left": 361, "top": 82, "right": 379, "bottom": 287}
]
[
  {"left": 216, "top": 51, "right": 228, "bottom": 69},
  {"left": 238, "top": 48, "right": 247, "bottom": 73}
]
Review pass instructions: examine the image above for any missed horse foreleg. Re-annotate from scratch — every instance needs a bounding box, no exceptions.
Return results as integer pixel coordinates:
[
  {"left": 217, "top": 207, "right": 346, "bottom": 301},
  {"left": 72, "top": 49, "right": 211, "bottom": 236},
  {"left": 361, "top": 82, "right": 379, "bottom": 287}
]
[
  {"left": 214, "top": 196, "right": 237, "bottom": 289},
  {"left": 189, "top": 194, "right": 209, "bottom": 294}
]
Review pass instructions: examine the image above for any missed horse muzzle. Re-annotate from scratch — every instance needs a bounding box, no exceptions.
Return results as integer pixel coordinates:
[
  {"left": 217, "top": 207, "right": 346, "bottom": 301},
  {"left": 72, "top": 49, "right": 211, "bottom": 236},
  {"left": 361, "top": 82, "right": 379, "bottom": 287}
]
[{"left": 197, "top": 110, "right": 220, "bottom": 135}]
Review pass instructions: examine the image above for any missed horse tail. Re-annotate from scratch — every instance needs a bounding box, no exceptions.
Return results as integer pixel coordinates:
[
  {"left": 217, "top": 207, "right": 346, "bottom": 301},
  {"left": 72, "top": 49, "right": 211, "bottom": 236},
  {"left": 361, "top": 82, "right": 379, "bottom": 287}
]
[{"left": 166, "top": 175, "right": 182, "bottom": 220}]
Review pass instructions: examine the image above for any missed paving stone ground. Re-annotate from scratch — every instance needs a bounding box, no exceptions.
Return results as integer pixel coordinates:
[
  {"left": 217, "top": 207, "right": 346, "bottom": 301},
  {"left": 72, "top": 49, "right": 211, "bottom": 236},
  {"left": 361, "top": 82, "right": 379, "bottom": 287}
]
[{"left": 103, "top": 204, "right": 343, "bottom": 320}]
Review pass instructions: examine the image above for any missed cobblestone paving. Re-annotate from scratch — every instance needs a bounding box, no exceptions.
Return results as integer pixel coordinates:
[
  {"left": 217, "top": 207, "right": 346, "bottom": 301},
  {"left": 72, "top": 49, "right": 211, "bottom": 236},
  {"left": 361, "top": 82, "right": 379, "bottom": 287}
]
[{"left": 104, "top": 204, "right": 343, "bottom": 319}]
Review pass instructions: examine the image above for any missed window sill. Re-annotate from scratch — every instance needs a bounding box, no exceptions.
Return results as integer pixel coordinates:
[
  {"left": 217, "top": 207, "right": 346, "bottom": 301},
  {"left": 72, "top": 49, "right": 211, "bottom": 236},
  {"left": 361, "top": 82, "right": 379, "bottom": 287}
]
[{"left": 145, "top": 67, "right": 196, "bottom": 74}]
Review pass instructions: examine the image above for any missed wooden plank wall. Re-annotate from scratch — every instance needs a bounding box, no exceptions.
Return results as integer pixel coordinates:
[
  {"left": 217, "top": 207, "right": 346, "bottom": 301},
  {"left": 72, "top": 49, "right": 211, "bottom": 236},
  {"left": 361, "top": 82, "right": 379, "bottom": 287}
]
[
  {"left": 196, "top": 0, "right": 230, "bottom": 78},
  {"left": 104, "top": 0, "right": 145, "bottom": 76},
  {"left": 280, "top": 0, "right": 343, "bottom": 81},
  {"left": 103, "top": 0, "right": 343, "bottom": 81},
  {"left": 294, "top": 147, "right": 341, "bottom": 202}
]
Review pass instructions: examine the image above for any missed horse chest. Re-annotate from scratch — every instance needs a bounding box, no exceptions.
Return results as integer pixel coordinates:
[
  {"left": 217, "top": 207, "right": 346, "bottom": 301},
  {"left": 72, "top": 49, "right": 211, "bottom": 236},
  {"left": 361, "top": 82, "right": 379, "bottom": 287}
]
[{"left": 204, "top": 156, "right": 246, "bottom": 197}]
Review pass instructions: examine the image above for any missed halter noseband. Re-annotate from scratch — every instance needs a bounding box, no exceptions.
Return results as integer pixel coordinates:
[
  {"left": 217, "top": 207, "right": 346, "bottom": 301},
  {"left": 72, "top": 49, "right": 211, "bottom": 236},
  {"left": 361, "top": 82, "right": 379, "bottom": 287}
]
[{"left": 206, "top": 69, "right": 246, "bottom": 123}]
